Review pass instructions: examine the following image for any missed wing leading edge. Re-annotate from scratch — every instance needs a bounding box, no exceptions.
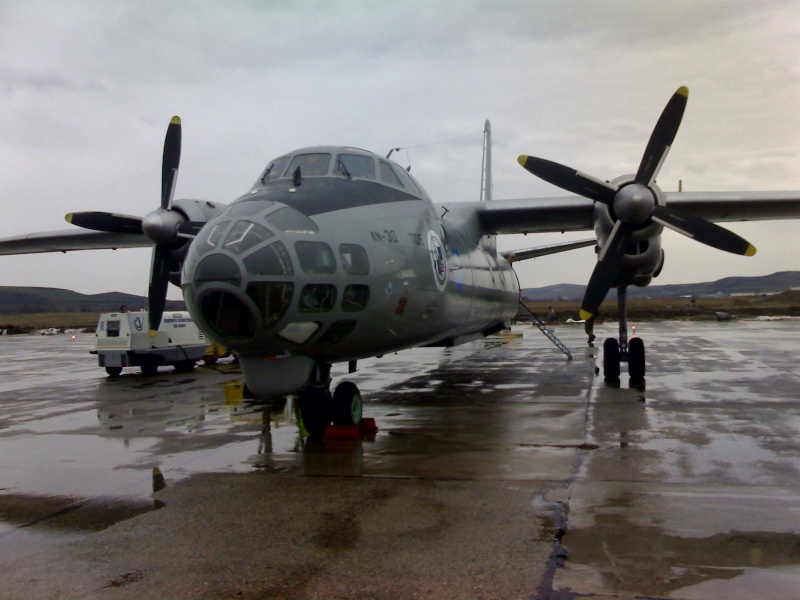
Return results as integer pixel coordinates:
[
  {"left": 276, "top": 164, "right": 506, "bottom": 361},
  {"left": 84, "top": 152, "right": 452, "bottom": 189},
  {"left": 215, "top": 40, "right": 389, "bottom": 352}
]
[
  {"left": 465, "top": 191, "right": 800, "bottom": 236},
  {"left": 0, "top": 229, "right": 150, "bottom": 256}
]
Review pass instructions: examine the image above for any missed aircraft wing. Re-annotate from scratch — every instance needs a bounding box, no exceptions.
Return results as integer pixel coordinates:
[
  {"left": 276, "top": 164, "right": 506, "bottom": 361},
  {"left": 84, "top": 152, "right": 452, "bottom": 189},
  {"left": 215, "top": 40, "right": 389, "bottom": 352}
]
[
  {"left": 502, "top": 238, "right": 596, "bottom": 263},
  {"left": 0, "top": 229, "right": 151, "bottom": 255},
  {"left": 453, "top": 191, "right": 800, "bottom": 236}
]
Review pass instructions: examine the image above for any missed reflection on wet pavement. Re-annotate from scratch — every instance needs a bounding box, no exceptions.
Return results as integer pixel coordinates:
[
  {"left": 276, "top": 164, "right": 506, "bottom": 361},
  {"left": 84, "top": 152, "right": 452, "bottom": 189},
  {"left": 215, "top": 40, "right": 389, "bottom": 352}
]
[
  {"left": 552, "top": 320, "right": 800, "bottom": 599},
  {"left": 2, "top": 321, "right": 800, "bottom": 597}
]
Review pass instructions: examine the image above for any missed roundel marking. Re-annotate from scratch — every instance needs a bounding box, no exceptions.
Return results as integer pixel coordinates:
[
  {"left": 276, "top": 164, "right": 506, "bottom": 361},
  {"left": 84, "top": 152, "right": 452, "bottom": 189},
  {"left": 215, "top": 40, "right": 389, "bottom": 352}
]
[{"left": 427, "top": 230, "right": 448, "bottom": 290}]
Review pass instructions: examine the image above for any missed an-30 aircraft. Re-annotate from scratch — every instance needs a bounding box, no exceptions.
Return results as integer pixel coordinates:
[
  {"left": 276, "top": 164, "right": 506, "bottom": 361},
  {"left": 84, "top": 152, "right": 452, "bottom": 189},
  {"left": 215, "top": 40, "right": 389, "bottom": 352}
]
[{"left": 2, "top": 87, "right": 800, "bottom": 436}]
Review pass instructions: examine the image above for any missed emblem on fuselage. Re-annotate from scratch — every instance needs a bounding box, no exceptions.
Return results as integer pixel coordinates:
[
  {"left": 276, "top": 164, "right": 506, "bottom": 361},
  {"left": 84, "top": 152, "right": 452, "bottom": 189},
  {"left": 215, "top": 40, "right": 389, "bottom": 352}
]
[{"left": 427, "top": 230, "right": 448, "bottom": 290}]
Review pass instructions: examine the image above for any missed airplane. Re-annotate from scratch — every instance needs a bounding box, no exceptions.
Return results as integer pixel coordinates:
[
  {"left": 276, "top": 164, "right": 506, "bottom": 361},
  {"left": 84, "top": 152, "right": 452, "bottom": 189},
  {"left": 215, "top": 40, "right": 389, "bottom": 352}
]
[{"left": 2, "top": 86, "right": 800, "bottom": 437}]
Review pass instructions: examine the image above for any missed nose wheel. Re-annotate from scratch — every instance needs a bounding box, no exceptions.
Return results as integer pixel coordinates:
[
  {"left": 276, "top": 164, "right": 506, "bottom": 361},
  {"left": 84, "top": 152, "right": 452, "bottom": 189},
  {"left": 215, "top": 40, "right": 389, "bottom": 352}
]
[{"left": 296, "top": 362, "right": 363, "bottom": 439}]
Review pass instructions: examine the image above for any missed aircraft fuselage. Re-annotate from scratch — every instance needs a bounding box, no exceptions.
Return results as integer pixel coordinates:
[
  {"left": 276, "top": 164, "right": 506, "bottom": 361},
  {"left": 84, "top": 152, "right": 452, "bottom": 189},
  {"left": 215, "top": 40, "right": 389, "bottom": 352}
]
[{"left": 180, "top": 146, "right": 519, "bottom": 396}]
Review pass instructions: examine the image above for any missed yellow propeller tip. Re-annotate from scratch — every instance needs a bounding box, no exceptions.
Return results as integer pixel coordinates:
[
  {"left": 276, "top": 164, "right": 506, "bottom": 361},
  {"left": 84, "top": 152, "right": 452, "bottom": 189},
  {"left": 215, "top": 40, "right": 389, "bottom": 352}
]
[
  {"left": 170, "top": 116, "right": 181, "bottom": 125},
  {"left": 517, "top": 155, "right": 528, "bottom": 167},
  {"left": 676, "top": 85, "right": 689, "bottom": 97},
  {"left": 745, "top": 244, "right": 757, "bottom": 257},
  {"left": 65, "top": 213, "right": 73, "bottom": 223},
  {"left": 579, "top": 310, "right": 594, "bottom": 321},
  {"left": 149, "top": 329, "right": 158, "bottom": 338}
]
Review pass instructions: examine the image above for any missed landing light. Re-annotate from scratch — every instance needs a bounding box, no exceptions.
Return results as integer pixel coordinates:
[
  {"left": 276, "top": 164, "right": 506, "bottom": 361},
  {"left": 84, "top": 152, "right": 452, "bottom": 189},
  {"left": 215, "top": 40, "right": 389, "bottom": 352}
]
[{"left": 631, "top": 325, "right": 637, "bottom": 338}]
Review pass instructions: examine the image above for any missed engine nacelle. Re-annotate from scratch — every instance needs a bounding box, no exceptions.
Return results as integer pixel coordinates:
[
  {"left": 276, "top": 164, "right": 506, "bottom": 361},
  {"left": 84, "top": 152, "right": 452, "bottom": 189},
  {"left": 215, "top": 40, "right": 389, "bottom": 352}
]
[
  {"left": 592, "top": 176, "right": 666, "bottom": 287},
  {"left": 167, "top": 198, "right": 227, "bottom": 286}
]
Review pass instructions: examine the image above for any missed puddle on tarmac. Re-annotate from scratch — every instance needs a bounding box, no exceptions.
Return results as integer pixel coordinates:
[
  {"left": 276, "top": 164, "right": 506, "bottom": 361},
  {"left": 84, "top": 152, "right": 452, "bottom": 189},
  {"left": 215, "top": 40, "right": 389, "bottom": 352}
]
[{"left": 561, "top": 511, "right": 800, "bottom": 598}]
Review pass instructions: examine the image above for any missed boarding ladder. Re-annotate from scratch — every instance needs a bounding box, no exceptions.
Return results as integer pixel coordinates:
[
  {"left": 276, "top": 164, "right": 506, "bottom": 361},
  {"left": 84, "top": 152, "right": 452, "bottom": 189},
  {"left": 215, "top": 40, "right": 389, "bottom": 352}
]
[{"left": 518, "top": 302, "right": 572, "bottom": 360}]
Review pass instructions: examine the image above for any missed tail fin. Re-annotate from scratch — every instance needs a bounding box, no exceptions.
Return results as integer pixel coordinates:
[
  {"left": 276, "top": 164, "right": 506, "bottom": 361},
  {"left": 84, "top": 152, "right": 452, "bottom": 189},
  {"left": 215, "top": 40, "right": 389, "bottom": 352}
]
[{"left": 480, "top": 119, "right": 497, "bottom": 255}]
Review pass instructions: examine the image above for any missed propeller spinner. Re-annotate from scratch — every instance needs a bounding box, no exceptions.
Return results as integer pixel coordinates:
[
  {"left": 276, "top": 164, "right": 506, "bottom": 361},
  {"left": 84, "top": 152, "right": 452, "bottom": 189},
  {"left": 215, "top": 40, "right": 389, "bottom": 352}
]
[{"left": 518, "top": 86, "right": 756, "bottom": 321}]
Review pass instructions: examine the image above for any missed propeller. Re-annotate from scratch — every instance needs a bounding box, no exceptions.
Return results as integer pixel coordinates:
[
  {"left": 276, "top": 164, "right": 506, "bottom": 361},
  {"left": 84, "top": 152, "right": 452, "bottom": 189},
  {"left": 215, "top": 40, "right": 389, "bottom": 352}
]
[
  {"left": 518, "top": 86, "right": 756, "bottom": 320},
  {"left": 65, "top": 116, "right": 186, "bottom": 335},
  {"left": 144, "top": 116, "right": 182, "bottom": 335}
]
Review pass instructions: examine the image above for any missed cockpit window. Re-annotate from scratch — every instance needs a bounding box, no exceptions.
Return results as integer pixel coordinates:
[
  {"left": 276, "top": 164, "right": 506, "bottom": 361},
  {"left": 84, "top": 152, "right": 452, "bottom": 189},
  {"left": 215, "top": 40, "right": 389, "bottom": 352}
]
[
  {"left": 286, "top": 153, "right": 331, "bottom": 177},
  {"left": 394, "top": 166, "right": 423, "bottom": 196},
  {"left": 379, "top": 161, "right": 403, "bottom": 187},
  {"left": 260, "top": 156, "right": 290, "bottom": 182},
  {"left": 338, "top": 154, "right": 375, "bottom": 179},
  {"left": 223, "top": 220, "right": 274, "bottom": 255},
  {"left": 265, "top": 207, "right": 319, "bottom": 234}
]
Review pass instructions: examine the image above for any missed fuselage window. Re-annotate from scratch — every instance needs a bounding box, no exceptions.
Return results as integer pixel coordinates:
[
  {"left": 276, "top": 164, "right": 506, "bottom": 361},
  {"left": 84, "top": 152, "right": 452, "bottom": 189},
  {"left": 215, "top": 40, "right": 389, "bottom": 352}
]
[
  {"left": 246, "top": 281, "right": 294, "bottom": 330},
  {"left": 286, "top": 153, "right": 331, "bottom": 177},
  {"left": 195, "top": 254, "right": 242, "bottom": 287},
  {"left": 339, "top": 244, "right": 369, "bottom": 275},
  {"left": 107, "top": 320, "right": 121, "bottom": 338},
  {"left": 338, "top": 154, "right": 375, "bottom": 179},
  {"left": 260, "top": 156, "right": 290, "bottom": 182},
  {"left": 223, "top": 220, "right": 274, "bottom": 255},
  {"left": 265, "top": 207, "right": 319, "bottom": 234},
  {"left": 295, "top": 241, "right": 336, "bottom": 274},
  {"left": 243, "top": 241, "right": 294, "bottom": 276},
  {"left": 199, "top": 290, "right": 255, "bottom": 339},
  {"left": 342, "top": 284, "right": 370, "bottom": 312},
  {"left": 299, "top": 284, "right": 337, "bottom": 313},
  {"left": 379, "top": 161, "right": 403, "bottom": 187}
]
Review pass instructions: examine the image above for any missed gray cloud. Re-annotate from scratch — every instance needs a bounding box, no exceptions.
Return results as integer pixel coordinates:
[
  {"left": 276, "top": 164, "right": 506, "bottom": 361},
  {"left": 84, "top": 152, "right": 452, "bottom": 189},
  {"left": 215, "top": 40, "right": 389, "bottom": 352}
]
[{"left": 0, "top": 0, "right": 798, "bottom": 296}]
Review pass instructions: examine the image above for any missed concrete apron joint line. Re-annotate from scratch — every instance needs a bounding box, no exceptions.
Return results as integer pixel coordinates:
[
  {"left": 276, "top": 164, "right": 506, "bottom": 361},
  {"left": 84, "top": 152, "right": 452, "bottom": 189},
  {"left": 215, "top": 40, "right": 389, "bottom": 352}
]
[{"left": 535, "top": 346, "right": 600, "bottom": 600}]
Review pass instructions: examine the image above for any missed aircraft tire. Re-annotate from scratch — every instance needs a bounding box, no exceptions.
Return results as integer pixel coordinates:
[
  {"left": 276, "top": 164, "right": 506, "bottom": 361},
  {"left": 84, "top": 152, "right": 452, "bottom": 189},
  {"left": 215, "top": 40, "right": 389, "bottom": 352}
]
[
  {"left": 603, "top": 338, "right": 620, "bottom": 381},
  {"left": 298, "top": 388, "right": 331, "bottom": 439},
  {"left": 628, "top": 337, "right": 646, "bottom": 383},
  {"left": 332, "top": 382, "right": 363, "bottom": 426},
  {"left": 105, "top": 367, "right": 122, "bottom": 378}
]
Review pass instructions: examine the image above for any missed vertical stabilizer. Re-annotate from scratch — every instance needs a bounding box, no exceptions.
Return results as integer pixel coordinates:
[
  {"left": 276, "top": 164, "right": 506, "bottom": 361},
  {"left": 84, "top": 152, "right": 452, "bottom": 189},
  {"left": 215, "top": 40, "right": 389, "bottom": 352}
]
[{"left": 480, "top": 119, "right": 497, "bottom": 254}]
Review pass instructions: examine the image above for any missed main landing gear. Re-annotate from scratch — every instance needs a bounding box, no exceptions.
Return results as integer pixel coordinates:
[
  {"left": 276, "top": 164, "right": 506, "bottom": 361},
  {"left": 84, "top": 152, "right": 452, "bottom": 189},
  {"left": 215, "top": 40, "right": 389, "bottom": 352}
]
[
  {"left": 296, "top": 362, "right": 363, "bottom": 438},
  {"left": 602, "top": 286, "right": 645, "bottom": 386}
]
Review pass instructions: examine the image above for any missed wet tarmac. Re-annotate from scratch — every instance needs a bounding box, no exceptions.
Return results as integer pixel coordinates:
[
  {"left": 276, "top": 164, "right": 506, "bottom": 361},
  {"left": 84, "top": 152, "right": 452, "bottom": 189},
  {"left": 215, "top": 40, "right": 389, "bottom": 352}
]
[{"left": 1, "top": 319, "right": 800, "bottom": 598}]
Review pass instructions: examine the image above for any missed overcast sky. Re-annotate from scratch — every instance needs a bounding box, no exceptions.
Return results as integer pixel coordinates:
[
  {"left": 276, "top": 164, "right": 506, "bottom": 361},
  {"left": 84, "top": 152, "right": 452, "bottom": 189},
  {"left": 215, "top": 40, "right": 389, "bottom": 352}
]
[{"left": 1, "top": 0, "right": 798, "bottom": 299}]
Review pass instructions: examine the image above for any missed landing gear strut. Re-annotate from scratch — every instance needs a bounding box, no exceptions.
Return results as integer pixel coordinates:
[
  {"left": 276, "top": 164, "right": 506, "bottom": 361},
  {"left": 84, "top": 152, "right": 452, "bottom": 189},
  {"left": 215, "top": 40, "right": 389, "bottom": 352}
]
[
  {"left": 296, "top": 362, "right": 363, "bottom": 438},
  {"left": 603, "top": 286, "right": 646, "bottom": 385}
]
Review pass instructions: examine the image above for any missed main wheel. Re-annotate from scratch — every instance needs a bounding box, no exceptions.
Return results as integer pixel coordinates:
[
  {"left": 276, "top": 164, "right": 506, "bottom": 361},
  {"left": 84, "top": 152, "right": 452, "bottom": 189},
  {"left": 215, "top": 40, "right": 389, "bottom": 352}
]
[
  {"left": 297, "top": 388, "right": 332, "bottom": 439},
  {"left": 603, "top": 338, "right": 620, "bottom": 381},
  {"left": 332, "top": 382, "right": 363, "bottom": 426},
  {"left": 628, "top": 337, "right": 646, "bottom": 383},
  {"left": 105, "top": 366, "right": 122, "bottom": 378}
]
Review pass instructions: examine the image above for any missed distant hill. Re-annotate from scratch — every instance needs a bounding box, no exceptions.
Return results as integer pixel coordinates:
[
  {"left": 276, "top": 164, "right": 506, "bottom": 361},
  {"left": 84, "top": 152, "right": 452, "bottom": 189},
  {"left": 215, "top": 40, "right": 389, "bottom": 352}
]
[
  {"left": 0, "top": 286, "right": 186, "bottom": 314},
  {"left": 521, "top": 271, "right": 800, "bottom": 301}
]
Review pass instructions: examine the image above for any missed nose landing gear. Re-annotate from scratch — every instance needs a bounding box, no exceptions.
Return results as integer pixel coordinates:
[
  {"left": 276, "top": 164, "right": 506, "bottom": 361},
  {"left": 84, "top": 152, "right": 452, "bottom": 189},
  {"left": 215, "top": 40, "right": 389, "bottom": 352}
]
[{"left": 297, "top": 362, "right": 364, "bottom": 439}]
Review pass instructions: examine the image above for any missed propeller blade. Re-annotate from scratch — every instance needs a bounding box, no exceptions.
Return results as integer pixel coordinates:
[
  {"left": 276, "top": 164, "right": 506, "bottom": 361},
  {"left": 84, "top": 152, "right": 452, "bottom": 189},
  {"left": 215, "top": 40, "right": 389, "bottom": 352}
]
[
  {"left": 635, "top": 86, "right": 688, "bottom": 186},
  {"left": 148, "top": 244, "right": 171, "bottom": 335},
  {"left": 66, "top": 212, "right": 143, "bottom": 234},
  {"left": 176, "top": 221, "right": 206, "bottom": 239},
  {"left": 651, "top": 205, "right": 756, "bottom": 256},
  {"left": 518, "top": 155, "right": 617, "bottom": 204},
  {"left": 161, "top": 116, "right": 182, "bottom": 210},
  {"left": 580, "top": 221, "right": 634, "bottom": 320}
]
